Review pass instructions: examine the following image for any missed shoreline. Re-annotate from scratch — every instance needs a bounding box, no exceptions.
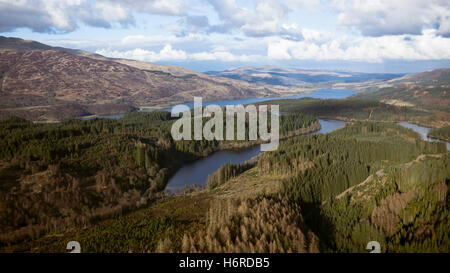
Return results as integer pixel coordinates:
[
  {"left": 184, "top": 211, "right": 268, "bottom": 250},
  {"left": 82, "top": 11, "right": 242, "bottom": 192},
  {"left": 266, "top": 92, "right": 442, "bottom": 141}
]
[
  {"left": 79, "top": 88, "right": 355, "bottom": 120},
  {"left": 426, "top": 133, "right": 450, "bottom": 142},
  {"left": 164, "top": 121, "right": 324, "bottom": 191}
]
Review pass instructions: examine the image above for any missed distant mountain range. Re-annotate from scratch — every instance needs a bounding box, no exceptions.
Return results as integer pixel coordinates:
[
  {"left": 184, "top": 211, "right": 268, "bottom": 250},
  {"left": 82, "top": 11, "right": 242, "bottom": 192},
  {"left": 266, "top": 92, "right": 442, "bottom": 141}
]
[
  {"left": 206, "top": 66, "right": 404, "bottom": 87},
  {"left": 0, "top": 36, "right": 306, "bottom": 121},
  {"left": 0, "top": 36, "right": 449, "bottom": 122}
]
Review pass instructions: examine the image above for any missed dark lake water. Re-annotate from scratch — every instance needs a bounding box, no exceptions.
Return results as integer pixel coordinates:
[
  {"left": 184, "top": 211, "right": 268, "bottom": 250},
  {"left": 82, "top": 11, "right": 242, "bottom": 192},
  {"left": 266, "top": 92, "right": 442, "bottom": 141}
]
[
  {"left": 165, "top": 118, "right": 347, "bottom": 190},
  {"left": 163, "top": 89, "right": 355, "bottom": 190}
]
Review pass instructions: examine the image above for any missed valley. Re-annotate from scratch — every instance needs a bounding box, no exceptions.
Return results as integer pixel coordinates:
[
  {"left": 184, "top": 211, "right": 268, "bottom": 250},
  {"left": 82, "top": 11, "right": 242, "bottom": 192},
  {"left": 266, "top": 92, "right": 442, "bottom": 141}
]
[
  {"left": 0, "top": 37, "right": 313, "bottom": 122},
  {"left": 1, "top": 119, "right": 447, "bottom": 253},
  {"left": 0, "top": 37, "right": 449, "bottom": 254}
]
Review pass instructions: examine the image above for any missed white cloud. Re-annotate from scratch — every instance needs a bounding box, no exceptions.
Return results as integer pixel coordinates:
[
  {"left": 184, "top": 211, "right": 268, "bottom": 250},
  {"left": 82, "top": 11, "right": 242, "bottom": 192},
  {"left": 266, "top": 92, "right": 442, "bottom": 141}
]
[
  {"left": 285, "top": 0, "right": 322, "bottom": 11},
  {"left": 207, "top": 0, "right": 302, "bottom": 39},
  {"left": 0, "top": 0, "right": 129, "bottom": 32},
  {"left": 0, "top": 0, "right": 186, "bottom": 33},
  {"left": 46, "top": 33, "right": 206, "bottom": 51},
  {"left": 139, "top": 0, "right": 185, "bottom": 15},
  {"left": 267, "top": 39, "right": 293, "bottom": 60},
  {"left": 61, "top": 25, "right": 450, "bottom": 64},
  {"left": 118, "top": 34, "right": 205, "bottom": 47},
  {"left": 101, "top": 0, "right": 187, "bottom": 16},
  {"left": 96, "top": 44, "right": 263, "bottom": 63},
  {"left": 95, "top": 2, "right": 130, "bottom": 22},
  {"left": 300, "top": 28, "right": 333, "bottom": 43},
  {"left": 96, "top": 44, "right": 187, "bottom": 62},
  {"left": 3, "top": 0, "right": 450, "bottom": 69},
  {"left": 332, "top": 0, "right": 450, "bottom": 36},
  {"left": 268, "top": 29, "right": 450, "bottom": 62},
  {"left": 2, "top": 0, "right": 449, "bottom": 41},
  {"left": 190, "top": 51, "right": 260, "bottom": 62}
]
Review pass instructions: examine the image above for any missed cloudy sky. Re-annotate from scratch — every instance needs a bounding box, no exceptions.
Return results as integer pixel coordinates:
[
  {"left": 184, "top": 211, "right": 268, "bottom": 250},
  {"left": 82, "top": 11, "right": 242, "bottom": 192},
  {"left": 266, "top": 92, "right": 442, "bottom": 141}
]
[{"left": 1, "top": 0, "right": 450, "bottom": 73}]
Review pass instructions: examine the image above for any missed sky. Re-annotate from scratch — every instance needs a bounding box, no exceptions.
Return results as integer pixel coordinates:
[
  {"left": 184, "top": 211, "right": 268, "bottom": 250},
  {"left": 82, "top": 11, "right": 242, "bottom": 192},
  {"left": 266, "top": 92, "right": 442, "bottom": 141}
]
[{"left": 1, "top": 0, "right": 450, "bottom": 73}]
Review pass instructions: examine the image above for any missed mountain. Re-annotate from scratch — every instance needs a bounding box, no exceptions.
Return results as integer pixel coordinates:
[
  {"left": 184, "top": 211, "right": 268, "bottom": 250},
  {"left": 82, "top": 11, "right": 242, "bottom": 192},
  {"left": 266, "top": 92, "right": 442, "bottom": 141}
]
[
  {"left": 0, "top": 36, "right": 307, "bottom": 122},
  {"left": 355, "top": 69, "right": 450, "bottom": 113},
  {"left": 0, "top": 36, "right": 109, "bottom": 60},
  {"left": 388, "top": 68, "right": 450, "bottom": 86},
  {"left": 206, "top": 66, "right": 403, "bottom": 88}
]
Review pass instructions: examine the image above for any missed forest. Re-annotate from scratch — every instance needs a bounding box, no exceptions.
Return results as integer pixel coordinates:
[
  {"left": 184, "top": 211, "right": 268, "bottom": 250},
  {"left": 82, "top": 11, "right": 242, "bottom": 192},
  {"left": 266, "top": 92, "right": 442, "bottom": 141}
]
[
  {"left": 152, "top": 121, "right": 448, "bottom": 253},
  {"left": 257, "top": 121, "right": 448, "bottom": 252},
  {"left": 258, "top": 98, "right": 427, "bottom": 120},
  {"left": 428, "top": 125, "right": 450, "bottom": 141},
  {"left": 257, "top": 97, "right": 449, "bottom": 128},
  {"left": 2, "top": 120, "right": 447, "bottom": 253},
  {"left": 0, "top": 110, "right": 318, "bottom": 247}
]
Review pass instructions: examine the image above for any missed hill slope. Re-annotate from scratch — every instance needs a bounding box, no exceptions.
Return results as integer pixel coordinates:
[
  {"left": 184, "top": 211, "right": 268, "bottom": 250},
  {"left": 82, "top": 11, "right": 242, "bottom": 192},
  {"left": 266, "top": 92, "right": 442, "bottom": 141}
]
[
  {"left": 206, "top": 66, "right": 403, "bottom": 88},
  {"left": 2, "top": 120, "right": 447, "bottom": 252},
  {"left": 355, "top": 69, "right": 450, "bottom": 118},
  {"left": 388, "top": 68, "right": 450, "bottom": 86},
  {"left": 0, "top": 36, "right": 306, "bottom": 121}
]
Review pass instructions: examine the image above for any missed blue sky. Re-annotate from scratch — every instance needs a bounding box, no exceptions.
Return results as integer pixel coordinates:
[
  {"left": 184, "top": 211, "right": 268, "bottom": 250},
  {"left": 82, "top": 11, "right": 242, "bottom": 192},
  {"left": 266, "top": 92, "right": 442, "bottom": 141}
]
[{"left": 1, "top": 0, "right": 450, "bottom": 73}]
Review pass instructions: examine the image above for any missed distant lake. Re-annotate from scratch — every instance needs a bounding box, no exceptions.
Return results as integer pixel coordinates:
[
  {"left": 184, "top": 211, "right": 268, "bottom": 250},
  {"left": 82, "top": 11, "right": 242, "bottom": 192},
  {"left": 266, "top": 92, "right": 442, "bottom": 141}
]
[
  {"left": 162, "top": 88, "right": 357, "bottom": 113},
  {"left": 82, "top": 89, "right": 357, "bottom": 119},
  {"left": 78, "top": 88, "right": 357, "bottom": 190},
  {"left": 80, "top": 89, "right": 450, "bottom": 191},
  {"left": 165, "top": 118, "right": 347, "bottom": 191}
]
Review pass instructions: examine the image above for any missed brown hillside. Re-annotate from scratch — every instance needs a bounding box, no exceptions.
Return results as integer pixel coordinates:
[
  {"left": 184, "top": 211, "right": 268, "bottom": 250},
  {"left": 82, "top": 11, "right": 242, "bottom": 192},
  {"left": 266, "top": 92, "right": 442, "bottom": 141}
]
[
  {"left": 0, "top": 36, "right": 312, "bottom": 121},
  {"left": 389, "top": 68, "right": 450, "bottom": 85}
]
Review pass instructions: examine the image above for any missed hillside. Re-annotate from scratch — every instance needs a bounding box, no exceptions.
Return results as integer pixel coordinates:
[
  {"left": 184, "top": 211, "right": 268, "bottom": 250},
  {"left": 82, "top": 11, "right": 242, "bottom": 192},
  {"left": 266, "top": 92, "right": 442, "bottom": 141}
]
[
  {"left": 0, "top": 49, "right": 268, "bottom": 106},
  {"left": 0, "top": 111, "right": 320, "bottom": 251},
  {"left": 356, "top": 85, "right": 450, "bottom": 111},
  {"left": 2, "top": 120, "right": 447, "bottom": 252},
  {"left": 0, "top": 36, "right": 109, "bottom": 60},
  {"left": 388, "top": 68, "right": 450, "bottom": 86},
  {"left": 428, "top": 125, "right": 450, "bottom": 141},
  {"left": 0, "top": 36, "right": 307, "bottom": 122},
  {"left": 330, "top": 69, "right": 450, "bottom": 93},
  {"left": 353, "top": 69, "right": 450, "bottom": 127},
  {"left": 206, "top": 66, "right": 403, "bottom": 88},
  {"left": 197, "top": 122, "right": 449, "bottom": 253}
]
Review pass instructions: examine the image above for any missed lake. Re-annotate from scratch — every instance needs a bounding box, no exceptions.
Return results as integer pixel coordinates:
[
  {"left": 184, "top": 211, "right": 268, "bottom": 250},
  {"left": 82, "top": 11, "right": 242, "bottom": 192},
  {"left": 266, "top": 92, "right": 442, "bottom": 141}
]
[
  {"left": 161, "top": 88, "right": 357, "bottom": 113},
  {"left": 79, "top": 88, "right": 449, "bottom": 190},
  {"left": 165, "top": 118, "right": 347, "bottom": 190},
  {"left": 163, "top": 89, "right": 354, "bottom": 190},
  {"left": 167, "top": 120, "right": 450, "bottom": 190},
  {"left": 82, "top": 89, "right": 357, "bottom": 119}
]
